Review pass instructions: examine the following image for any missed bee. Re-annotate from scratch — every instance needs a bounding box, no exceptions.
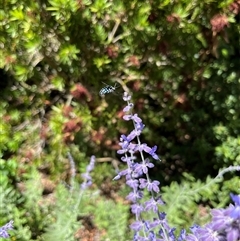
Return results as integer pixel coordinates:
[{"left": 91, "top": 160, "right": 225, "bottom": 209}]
[{"left": 99, "top": 82, "right": 118, "bottom": 97}]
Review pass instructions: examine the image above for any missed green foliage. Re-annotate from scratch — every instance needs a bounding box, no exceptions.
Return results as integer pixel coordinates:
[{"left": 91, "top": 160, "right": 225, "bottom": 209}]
[
  {"left": 41, "top": 182, "right": 129, "bottom": 241},
  {"left": 0, "top": 0, "right": 239, "bottom": 239},
  {"left": 0, "top": 181, "right": 32, "bottom": 241},
  {"left": 87, "top": 198, "right": 130, "bottom": 241},
  {"left": 160, "top": 167, "right": 240, "bottom": 230}
]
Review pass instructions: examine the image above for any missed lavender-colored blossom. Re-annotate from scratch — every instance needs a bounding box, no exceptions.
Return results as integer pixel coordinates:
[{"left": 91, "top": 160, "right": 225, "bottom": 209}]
[
  {"left": 118, "top": 134, "right": 138, "bottom": 155},
  {"left": 123, "top": 113, "right": 142, "bottom": 123},
  {"left": 139, "top": 178, "right": 160, "bottom": 193},
  {"left": 123, "top": 91, "right": 131, "bottom": 101},
  {"left": 134, "top": 159, "right": 154, "bottom": 174},
  {"left": 129, "top": 128, "right": 142, "bottom": 138},
  {"left": 133, "top": 232, "right": 150, "bottom": 241},
  {"left": 159, "top": 226, "right": 176, "bottom": 240},
  {"left": 189, "top": 224, "right": 200, "bottom": 234},
  {"left": 144, "top": 197, "right": 164, "bottom": 213},
  {"left": 126, "top": 179, "right": 139, "bottom": 189},
  {"left": 131, "top": 220, "right": 145, "bottom": 231},
  {"left": 131, "top": 203, "right": 144, "bottom": 217},
  {"left": 139, "top": 144, "right": 160, "bottom": 160},
  {"left": 158, "top": 212, "right": 167, "bottom": 220},
  {"left": 168, "top": 227, "right": 176, "bottom": 240},
  {"left": 229, "top": 193, "right": 240, "bottom": 219},
  {"left": 185, "top": 234, "right": 199, "bottom": 241},
  {"left": 210, "top": 208, "right": 231, "bottom": 230},
  {"left": 0, "top": 220, "right": 14, "bottom": 238},
  {"left": 196, "top": 225, "right": 219, "bottom": 241},
  {"left": 80, "top": 155, "right": 95, "bottom": 190},
  {"left": 135, "top": 121, "right": 145, "bottom": 132},
  {"left": 178, "top": 229, "right": 186, "bottom": 241},
  {"left": 113, "top": 167, "right": 133, "bottom": 180},
  {"left": 226, "top": 227, "right": 239, "bottom": 241},
  {"left": 128, "top": 130, "right": 139, "bottom": 140},
  {"left": 121, "top": 155, "right": 137, "bottom": 163},
  {"left": 119, "top": 134, "right": 132, "bottom": 149},
  {"left": 123, "top": 103, "right": 134, "bottom": 112},
  {"left": 127, "top": 190, "right": 144, "bottom": 202},
  {"left": 148, "top": 230, "right": 157, "bottom": 241},
  {"left": 230, "top": 193, "right": 240, "bottom": 205},
  {"left": 149, "top": 219, "right": 162, "bottom": 229},
  {"left": 207, "top": 193, "right": 240, "bottom": 241}
]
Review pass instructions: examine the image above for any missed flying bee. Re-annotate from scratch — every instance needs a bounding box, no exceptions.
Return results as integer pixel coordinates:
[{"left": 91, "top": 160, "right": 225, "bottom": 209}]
[{"left": 99, "top": 82, "right": 118, "bottom": 97}]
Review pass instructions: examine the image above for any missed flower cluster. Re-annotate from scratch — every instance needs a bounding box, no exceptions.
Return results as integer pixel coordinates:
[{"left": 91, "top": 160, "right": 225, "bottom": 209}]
[
  {"left": 184, "top": 193, "right": 240, "bottom": 241},
  {"left": 116, "top": 92, "right": 240, "bottom": 241},
  {"left": 0, "top": 220, "right": 14, "bottom": 238}
]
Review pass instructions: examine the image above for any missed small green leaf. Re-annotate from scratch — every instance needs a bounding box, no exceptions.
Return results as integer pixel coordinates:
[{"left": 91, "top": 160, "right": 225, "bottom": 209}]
[{"left": 10, "top": 9, "right": 24, "bottom": 21}]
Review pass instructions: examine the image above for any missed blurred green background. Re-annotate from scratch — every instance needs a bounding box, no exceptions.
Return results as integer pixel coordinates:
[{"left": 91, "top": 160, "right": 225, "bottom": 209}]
[{"left": 0, "top": 0, "right": 239, "bottom": 240}]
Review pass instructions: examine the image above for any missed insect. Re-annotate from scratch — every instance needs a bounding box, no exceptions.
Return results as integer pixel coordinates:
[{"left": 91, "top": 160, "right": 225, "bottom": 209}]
[{"left": 99, "top": 82, "right": 118, "bottom": 97}]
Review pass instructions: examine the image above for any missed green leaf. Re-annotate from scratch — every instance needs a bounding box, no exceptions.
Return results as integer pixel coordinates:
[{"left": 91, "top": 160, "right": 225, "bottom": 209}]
[
  {"left": 51, "top": 76, "right": 65, "bottom": 91},
  {"left": 10, "top": 9, "right": 24, "bottom": 21}
]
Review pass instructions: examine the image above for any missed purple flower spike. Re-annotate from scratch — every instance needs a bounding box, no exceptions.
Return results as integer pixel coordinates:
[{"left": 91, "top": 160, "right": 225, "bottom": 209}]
[
  {"left": 81, "top": 156, "right": 95, "bottom": 190},
  {"left": 117, "top": 91, "right": 166, "bottom": 239},
  {"left": 0, "top": 220, "right": 14, "bottom": 238}
]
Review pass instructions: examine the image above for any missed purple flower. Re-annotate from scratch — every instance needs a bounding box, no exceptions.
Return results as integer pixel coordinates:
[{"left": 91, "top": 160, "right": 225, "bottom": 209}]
[
  {"left": 118, "top": 134, "right": 131, "bottom": 150},
  {"left": 138, "top": 144, "right": 160, "bottom": 160},
  {"left": 123, "top": 103, "right": 134, "bottom": 112},
  {"left": 113, "top": 168, "right": 132, "bottom": 180},
  {"left": 134, "top": 159, "right": 154, "bottom": 174},
  {"left": 158, "top": 212, "right": 166, "bottom": 220},
  {"left": 168, "top": 227, "right": 176, "bottom": 240},
  {"left": 148, "top": 231, "right": 157, "bottom": 241},
  {"left": 128, "top": 129, "right": 141, "bottom": 139},
  {"left": 189, "top": 224, "right": 200, "bottom": 234},
  {"left": 210, "top": 208, "right": 230, "bottom": 230},
  {"left": 229, "top": 193, "right": 240, "bottom": 219},
  {"left": 230, "top": 193, "right": 240, "bottom": 206},
  {"left": 123, "top": 91, "right": 131, "bottom": 101},
  {"left": 178, "top": 229, "right": 187, "bottom": 241},
  {"left": 0, "top": 220, "right": 14, "bottom": 238},
  {"left": 226, "top": 227, "right": 240, "bottom": 241},
  {"left": 195, "top": 225, "right": 219, "bottom": 241},
  {"left": 185, "top": 234, "right": 199, "bottom": 241},
  {"left": 144, "top": 197, "right": 164, "bottom": 213},
  {"left": 123, "top": 113, "right": 142, "bottom": 123},
  {"left": 127, "top": 190, "right": 144, "bottom": 202},
  {"left": 130, "top": 220, "right": 145, "bottom": 231},
  {"left": 135, "top": 121, "right": 145, "bottom": 132},
  {"left": 118, "top": 134, "right": 138, "bottom": 154},
  {"left": 126, "top": 179, "right": 139, "bottom": 189},
  {"left": 80, "top": 155, "right": 95, "bottom": 190},
  {"left": 121, "top": 155, "right": 137, "bottom": 163},
  {"left": 139, "top": 178, "right": 160, "bottom": 193},
  {"left": 131, "top": 203, "right": 144, "bottom": 217}
]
